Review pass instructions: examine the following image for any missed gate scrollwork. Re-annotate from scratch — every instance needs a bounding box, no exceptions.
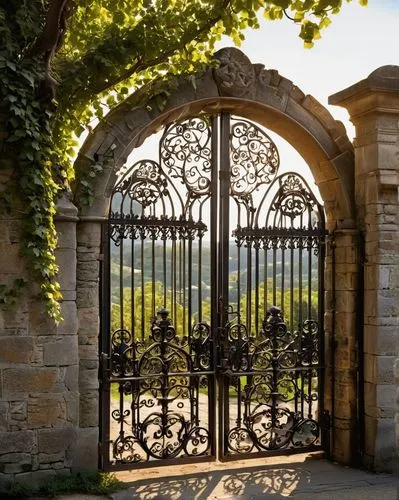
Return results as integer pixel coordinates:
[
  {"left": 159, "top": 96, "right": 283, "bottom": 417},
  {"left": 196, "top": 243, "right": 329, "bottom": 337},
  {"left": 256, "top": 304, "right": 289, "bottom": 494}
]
[
  {"left": 110, "top": 310, "right": 211, "bottom": 464},
  {"left": 222, "top": 307, "right": 321, "bottom": 455}
]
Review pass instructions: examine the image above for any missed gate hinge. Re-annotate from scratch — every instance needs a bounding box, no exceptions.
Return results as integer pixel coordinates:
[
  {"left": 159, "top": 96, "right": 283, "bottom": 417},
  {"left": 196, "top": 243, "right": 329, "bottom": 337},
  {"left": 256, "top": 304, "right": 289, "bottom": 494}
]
[
  {"left": 99, "top": 352, "right": 111, "bottom": 381},
  {"left": 320, "top": 409, "right": 331, "bottom": 431}
]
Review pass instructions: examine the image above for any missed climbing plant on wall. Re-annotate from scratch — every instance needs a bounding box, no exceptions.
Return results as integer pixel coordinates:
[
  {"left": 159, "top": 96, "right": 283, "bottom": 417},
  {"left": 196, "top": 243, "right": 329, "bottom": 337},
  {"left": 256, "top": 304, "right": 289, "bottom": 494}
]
[{"left": 0, "top": 0, "right": 367, "bottom": 320}]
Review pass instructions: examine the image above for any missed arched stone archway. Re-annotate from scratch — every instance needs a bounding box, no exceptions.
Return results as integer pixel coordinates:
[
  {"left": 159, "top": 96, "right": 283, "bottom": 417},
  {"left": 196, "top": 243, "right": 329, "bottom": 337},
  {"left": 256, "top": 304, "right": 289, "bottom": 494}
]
[
  {"left": 74, "top": 48, "right": 355, "bottom": 229},
  {"left": 73, "top": 48, "right": 359, "bottom": 469}
]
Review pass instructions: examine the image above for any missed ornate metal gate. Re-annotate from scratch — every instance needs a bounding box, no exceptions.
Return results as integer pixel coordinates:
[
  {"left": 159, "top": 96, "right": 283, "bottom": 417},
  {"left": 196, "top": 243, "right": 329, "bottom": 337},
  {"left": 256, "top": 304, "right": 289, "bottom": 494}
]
[{"left": 100, "top": 113, "right": 328, "bottom": 470}]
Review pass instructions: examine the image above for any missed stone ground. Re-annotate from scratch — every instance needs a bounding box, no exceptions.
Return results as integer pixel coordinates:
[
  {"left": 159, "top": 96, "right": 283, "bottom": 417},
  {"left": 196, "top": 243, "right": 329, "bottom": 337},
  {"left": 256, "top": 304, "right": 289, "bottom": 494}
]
[{"left": 38, "top": 453, "right": 399, "bottom": 499}]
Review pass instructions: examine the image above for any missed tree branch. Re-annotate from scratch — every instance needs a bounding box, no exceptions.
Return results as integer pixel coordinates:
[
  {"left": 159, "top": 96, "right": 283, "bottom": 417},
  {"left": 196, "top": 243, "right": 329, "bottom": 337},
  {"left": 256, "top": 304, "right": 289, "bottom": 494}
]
[
  {"left": 60, "top": 0, "right": 231, "bottom": 100},
  {"left": 30, "top": 0, "right": 74, "bottom": 58}
]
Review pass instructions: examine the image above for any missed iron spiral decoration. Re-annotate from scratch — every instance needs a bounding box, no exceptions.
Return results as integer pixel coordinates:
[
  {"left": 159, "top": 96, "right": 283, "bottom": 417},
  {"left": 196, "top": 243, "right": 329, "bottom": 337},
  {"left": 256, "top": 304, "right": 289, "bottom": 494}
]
[{"left": 230, "top": 119, "right": 279, "bottom": 197}]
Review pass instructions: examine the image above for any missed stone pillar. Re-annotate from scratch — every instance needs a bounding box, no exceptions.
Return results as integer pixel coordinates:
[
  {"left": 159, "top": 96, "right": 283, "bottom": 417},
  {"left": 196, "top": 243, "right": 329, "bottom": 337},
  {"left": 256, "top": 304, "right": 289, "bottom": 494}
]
[
  {"left": 324, "top": 229, "right": 359, "bottom": 465},
  {"left": 72, "top": 159, "right": 115, "bottom": 470},
  {"left": 73, "top": 218, "right": 103, "bottom": 470},
  {"left": 330, "top": 66, "right": 399, "bottom": 471}
]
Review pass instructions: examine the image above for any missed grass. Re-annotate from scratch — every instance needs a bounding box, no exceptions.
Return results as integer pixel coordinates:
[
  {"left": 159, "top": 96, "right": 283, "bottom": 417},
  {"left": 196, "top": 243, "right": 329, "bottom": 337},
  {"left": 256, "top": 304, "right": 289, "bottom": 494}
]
[{"left": 0, "top": 471, "right": 124, "bottom": 498}]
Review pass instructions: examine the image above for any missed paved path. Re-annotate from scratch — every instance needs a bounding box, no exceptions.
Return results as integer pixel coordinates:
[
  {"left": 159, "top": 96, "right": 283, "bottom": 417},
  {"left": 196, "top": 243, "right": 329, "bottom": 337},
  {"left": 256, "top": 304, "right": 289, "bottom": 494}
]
[{"left": 111, "top": 454, "right": 399, "bottom": 499}]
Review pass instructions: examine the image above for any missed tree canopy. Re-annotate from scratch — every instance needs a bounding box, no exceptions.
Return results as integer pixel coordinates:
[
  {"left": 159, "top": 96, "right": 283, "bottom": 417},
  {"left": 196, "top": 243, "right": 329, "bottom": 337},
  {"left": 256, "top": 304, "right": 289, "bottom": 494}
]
[{"left": 0, "top": 0, "right": 367, "bottom": 319}]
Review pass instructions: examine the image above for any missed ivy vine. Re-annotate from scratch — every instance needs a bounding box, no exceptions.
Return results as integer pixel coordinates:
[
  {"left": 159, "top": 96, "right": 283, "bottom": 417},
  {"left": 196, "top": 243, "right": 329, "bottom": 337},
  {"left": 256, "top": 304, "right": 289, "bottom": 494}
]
[{"left": 0, "top": 54, "right": 63, "bottom": 320}]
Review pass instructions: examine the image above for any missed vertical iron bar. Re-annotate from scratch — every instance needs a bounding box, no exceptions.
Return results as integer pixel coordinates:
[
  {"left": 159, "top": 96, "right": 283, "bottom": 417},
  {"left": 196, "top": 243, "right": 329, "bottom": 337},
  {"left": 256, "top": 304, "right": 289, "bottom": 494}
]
[
  {"left": 263, "top": 246, "right": 267, "bottom": 318},
  {"left": 152, "top": 237, "right": 155, "bottom": 318},
  {"left": 120, "top": 235, "right": 124, "bottom": 329},
  {"left": 210, "top": 115, "right": 219, "bottom": 460},
  {"left": 163, "top": 237, "right": 167, "bottom": 308},
  {"left": 198, "top": 232, "right": 203, "bottom": 322},
  {"left": 273, "top": 246, "right": 277, "bottom": 306},
  {"left": 172, "top": 238, "right": 177, "bottom": 328},
  {"left": 308, "top": 243, "right": 312, "bottom": 320},
  {"left": 281, "top": 247, "right": 285, "bottom": 318},
  {"left": 219, "top": 111, "right": 231, "bottom": 458},
  {"left": 237, "top": 241, "right": 241, "bottom": 317},
  {"left": 255, "top": 245, "right": 259, "bottom": 333},
  {"left": 318, "top": 232, "right": 326, "bottom": 426},
  {"left": 141, "top": 237, "right": 145, "bottom": 341},
  {"left": 131, "top": 236, "right": 135, "bottom": 339},
  {"left": 290, "top": 243, "right": 294, "bottom": 334},
  {"left": 188, "top": 236, "right": 193, "bottom": 340},
  {"left": 183, "top": 238, "right": 186, "bottom": 338},
  {"left": 246, "top": 244, "right": 252, "bottom": 332}
]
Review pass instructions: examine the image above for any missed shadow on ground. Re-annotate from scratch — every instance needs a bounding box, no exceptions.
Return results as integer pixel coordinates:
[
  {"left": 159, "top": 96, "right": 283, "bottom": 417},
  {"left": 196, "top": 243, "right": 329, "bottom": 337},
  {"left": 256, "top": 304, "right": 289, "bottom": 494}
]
[
  {"left": 118, "top": 465, "right": 306, "bottom": 499},
  {"left": 113, "top": 458, "right": 399, "bottom": 500}
]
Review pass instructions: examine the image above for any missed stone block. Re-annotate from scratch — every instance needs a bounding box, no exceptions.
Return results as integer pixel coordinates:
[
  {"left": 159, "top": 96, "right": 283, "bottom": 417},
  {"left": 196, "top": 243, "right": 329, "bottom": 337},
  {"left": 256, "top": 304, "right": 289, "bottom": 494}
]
[
  {"left": 78, "top": 343, "right": 99, "bottom": 360},
  {"left": 67, "top": 427, "right": 98, "bottom": 471},
  {"left": 38, "top": 428, "right": 76, "bottom": 454},
  {"left": 10, "top": 401, "right": 27, "bottom": 423},
  {"left": 364, "top": 325, "right": 397, "bottom": 356},
  {"left": 56, "top": 222, "right": 77, "bottom": 250},
  {"left": 374, "top": 417, "right": 396, "bottom": 470},
  {"left": 335, "top": 270, "right": 357, "bottom": 291},
  {"left": 364, "top": 354, "right": 396, "bottom": 385},
  {"left": 0, "top": 453, "right": 32, "bottom": 474},
  {"left": 27, "top": 395, "right": 67, "bottom": 428},
  {"left": 0, "top": 403, "right": 8, "bottom": 431},
  {"left": 0, "top": 308, "right": 28, "bottom": 336},
  {"left": 57, "top": 302, "right": 79, "bottom": 335},
  {"left": 76, "top": 249, "right": 99, "bottom": 261},
  {"left": 29, "top": 302, "right": 57, "bottom": 336},
  {"left": 38, "top": 452, "right": 65, "bottom": 464},
  {"left": 77, "top": 260, "right": 100, "bottom": 282},
  {"left": 334, "top": 399, "right": 355, "bottom": 421},
  {"left": 77, "top": 222, "right": 102, "bottom": 248},
  {"left": 334, "top": 346, "right": 356, "bottom": 370},
  {"left": 79, "top": 369, "right": 99, "bottom": 391},
  {"left": 334, "top": 312, "right": 356, "bottom": 339},
  {"left": 79, "top": 391, "right": 99, "bottom": 427},
  {"left": 0, "top": 430, "right": 35, "bottom": 454},
  {"left": 64, "top": 391, "right": 79, "bottom": 426},
  {"left": 76, "top": 286, "right": 99, "bottom": 309},
  {"left": 14, "top": 469, "right": 56, "bottom": 484},
  {"left": 77, "top": 307, "right": 99, "bottom": 336},
  {"left": 56, "top": 248, "right": 76, "bottom": 292},
  {"left": 65, "top": 365, "right": 79, "bottom": 391},
  {"left": 0, "top": 242, "right": 23, "bottom": 274},
  {"left": 30, "top": 300, "right": 78, "bottom": 337},
  {"left": 0, "top": 337, "right": 34, "bottom": 364},
  {"left": 43, "top": 336, "right": 78, "bottom": 366},
  {"left": 332, "top": 427, "right": 353, "bottom": 465},
  {"left": 2, "top": 367, "right": 58, "bottom": 396},
  {"left": 335, "top": 290, "right": 356, "bottom": 313},
  {"left": 80, "top": 358, "right": 98, "bottom": 370}
]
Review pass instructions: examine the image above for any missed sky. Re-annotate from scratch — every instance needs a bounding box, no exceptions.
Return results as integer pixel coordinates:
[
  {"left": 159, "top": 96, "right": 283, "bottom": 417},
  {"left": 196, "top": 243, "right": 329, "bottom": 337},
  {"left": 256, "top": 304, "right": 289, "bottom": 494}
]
[
  {"left": 127, "top": 1, "right": 399, "bottom": 196},
  {"left": 230, "top": 0, "right": 399, "bottom": 139}
]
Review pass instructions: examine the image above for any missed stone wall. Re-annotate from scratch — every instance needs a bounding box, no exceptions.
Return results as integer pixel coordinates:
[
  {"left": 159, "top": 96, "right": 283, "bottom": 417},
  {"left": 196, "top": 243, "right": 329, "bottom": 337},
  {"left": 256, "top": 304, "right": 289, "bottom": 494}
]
[{"left": 0, "top": 192, "right": 82, "bottom": 482}]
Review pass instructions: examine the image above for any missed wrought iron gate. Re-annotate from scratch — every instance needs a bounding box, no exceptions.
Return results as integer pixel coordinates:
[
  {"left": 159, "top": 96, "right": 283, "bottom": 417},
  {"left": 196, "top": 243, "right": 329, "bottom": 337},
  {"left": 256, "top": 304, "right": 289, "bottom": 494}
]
[{"left": 100, "top": 113, "right": 328, "bottom": 470}]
